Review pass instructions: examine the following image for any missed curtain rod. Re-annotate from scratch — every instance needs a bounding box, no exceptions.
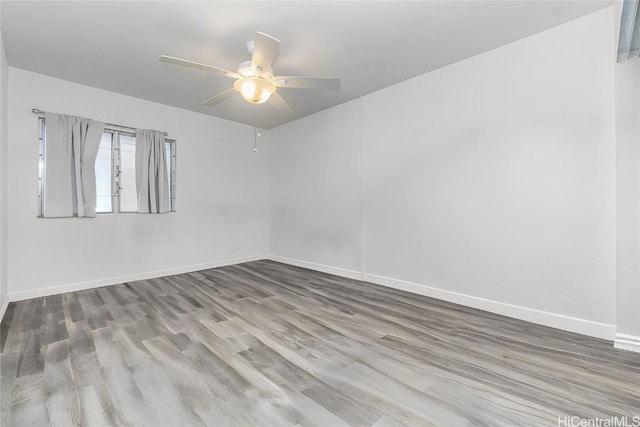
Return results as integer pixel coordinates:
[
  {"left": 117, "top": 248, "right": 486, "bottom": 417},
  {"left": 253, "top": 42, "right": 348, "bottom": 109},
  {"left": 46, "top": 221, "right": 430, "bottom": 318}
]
[{"left": 31, "top": 108, "right": 168, "bottom": 137}]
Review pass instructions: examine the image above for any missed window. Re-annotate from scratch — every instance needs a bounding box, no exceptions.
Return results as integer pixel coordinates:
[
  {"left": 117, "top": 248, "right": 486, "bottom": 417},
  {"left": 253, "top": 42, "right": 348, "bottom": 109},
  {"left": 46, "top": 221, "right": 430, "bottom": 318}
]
[
  {"left": 38, "top": 117, "right": 176, "bottom": 216},
  {"left": 118, "top": 133, "right": 137, "bottom": 213},
  {"left": 95, "top": 133, "right": 113, "bottom": 213}
]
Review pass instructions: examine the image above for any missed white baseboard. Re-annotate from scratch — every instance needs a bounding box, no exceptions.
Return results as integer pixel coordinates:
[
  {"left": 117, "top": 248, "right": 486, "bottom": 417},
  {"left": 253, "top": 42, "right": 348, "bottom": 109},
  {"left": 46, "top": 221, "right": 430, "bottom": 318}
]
[
  {"left": 7, "top": 254, "right": 267, "bottom": 302},
  {"left": 363, "top": 273, "right": 616, "bottom": 340},
  {"left": 614, "top": 333, "right": 640, "bottom": 353},
  {"left": 268, "top": 255, "right": 364, "bottom": 281},
  {"left": 0, "top": 296, "right": 9, "bottom": 323},
  {"left": 268, "top": 255, "right": 616, "bottom": 341},
  {"left": 6, "top": 253, "right": 620, "bottom": 343}
]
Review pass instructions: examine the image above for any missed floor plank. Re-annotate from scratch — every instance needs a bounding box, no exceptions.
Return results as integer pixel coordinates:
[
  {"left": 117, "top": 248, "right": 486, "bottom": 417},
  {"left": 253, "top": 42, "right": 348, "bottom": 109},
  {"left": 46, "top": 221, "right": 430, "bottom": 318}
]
[{"left": 1, "top": 260, "right": 638, "bottom": 426}]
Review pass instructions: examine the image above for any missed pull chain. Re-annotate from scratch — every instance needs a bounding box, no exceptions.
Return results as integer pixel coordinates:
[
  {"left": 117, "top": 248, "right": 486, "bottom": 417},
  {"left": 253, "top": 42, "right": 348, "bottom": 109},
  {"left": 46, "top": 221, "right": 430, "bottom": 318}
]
[
  {"left": 253, "top": 104, "right": 263, "bottom": 152},
  {"left": 254, "top": 104, "right": 259, "bottom": 152}
]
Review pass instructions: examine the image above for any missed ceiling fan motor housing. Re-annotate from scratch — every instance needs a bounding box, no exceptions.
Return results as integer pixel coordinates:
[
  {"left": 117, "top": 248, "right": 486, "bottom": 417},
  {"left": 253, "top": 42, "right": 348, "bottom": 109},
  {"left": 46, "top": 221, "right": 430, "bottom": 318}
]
[{"left": 237, "top": 60, "right": 273, "bottom": 78}]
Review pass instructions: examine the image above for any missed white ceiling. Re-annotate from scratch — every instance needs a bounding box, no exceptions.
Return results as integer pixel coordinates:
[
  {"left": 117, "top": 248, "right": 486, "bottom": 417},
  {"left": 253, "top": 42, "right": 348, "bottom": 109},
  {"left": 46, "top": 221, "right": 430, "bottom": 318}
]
[{"left": 2, "top": 1, "right": 611, "bottom": 129}]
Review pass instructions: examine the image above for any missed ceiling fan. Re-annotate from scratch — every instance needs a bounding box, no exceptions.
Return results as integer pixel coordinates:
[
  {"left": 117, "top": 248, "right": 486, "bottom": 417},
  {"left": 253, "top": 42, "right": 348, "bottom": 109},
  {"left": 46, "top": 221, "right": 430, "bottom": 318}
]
[{"left": 159, "top": 32, "right": 341, "bottom": 115}]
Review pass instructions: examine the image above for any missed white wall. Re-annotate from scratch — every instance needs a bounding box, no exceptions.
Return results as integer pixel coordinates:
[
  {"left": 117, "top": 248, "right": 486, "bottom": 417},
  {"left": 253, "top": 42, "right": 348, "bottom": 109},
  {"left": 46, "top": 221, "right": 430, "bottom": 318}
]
[
  {"left": 615, "top": 58, "right": 640, "bottom": 342},
  {"left": 269, "top": 99, "right": 363, "bottom": 276},
  {"left": 0, "top": 41, "right": 7, "bottom": 317},
  {"left": 7, "top": 68, "right": 269, "bottom": 300},
  {"left": 268, "top": 8, "right": 617, "bottom": 339},
  {"left": 0, "top": 1, "right": 8, "bottom": 319}
]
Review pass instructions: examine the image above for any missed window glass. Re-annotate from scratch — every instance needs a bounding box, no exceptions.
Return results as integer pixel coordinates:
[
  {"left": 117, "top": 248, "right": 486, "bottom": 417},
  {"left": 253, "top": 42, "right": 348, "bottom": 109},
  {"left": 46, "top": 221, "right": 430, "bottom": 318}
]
[
  {"left": 119, "top": 134, "right": 137, "bottom": 212},
  {"left": 95, "top": 132, "right": 113, "bottom": 213},
  {"left": 165, "top": 141, "right": 171, "bottom": 191},
  {"left": 38, "top": 118, "right": 45, "bottom": 217}
]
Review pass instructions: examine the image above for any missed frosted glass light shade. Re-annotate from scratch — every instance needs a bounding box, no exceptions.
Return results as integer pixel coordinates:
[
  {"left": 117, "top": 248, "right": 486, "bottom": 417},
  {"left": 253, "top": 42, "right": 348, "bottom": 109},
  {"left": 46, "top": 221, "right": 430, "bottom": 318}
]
[{"left": 234, "top": 77, "right": 276, "bottom": 104}]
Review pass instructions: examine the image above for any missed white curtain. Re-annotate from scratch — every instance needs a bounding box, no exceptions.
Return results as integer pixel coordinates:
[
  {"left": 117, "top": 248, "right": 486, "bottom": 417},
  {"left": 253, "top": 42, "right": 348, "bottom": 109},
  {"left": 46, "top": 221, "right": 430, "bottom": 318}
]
[
  {"left": 135, "top": 129, "right": 170, "bottom": 213},
  {"left": 43, "top": 113, "right": 105, "bottom": 218}
]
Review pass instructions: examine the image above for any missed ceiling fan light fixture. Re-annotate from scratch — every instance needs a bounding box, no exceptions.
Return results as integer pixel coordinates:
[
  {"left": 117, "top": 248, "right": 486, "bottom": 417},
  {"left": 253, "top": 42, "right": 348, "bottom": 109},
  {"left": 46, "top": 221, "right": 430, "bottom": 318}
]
[
  {"left": 161, "top": 32, "right": 339, "bottom": 115},
  {"left": 234, "top": 76, "right": 276, "bottom": 104}
]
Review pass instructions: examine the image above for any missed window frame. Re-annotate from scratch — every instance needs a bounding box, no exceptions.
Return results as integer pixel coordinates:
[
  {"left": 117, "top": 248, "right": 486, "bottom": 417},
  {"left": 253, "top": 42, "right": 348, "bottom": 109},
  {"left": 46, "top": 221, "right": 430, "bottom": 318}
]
[{"left": 37, "top": 117, "right": 177, "bottom": 217}]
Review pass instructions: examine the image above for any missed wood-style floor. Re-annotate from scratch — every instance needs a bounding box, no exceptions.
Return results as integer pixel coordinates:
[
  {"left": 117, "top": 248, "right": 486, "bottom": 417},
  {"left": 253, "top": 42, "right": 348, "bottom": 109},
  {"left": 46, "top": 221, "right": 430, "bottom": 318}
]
[{"left": 1, "top": 260, "right": 638, "bottom": 427}]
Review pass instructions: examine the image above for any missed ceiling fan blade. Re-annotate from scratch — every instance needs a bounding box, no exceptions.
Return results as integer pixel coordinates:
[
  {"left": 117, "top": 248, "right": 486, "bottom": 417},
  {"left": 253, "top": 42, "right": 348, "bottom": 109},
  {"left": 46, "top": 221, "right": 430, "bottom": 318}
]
[
  {"left": 251, "top": 32, "right": 280, "bottom": 73},
  {"left": 202, "top": 88, "right": 236, "bottom": 106},
  {"left": 159, "top": 55, "right": 239, "bottom": 79},
  {"left": 274, "top": 76, "right": 341, "bottom": 90},
  {"left": 269, "top": 92, "right": 295, "bottom": 116}
]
